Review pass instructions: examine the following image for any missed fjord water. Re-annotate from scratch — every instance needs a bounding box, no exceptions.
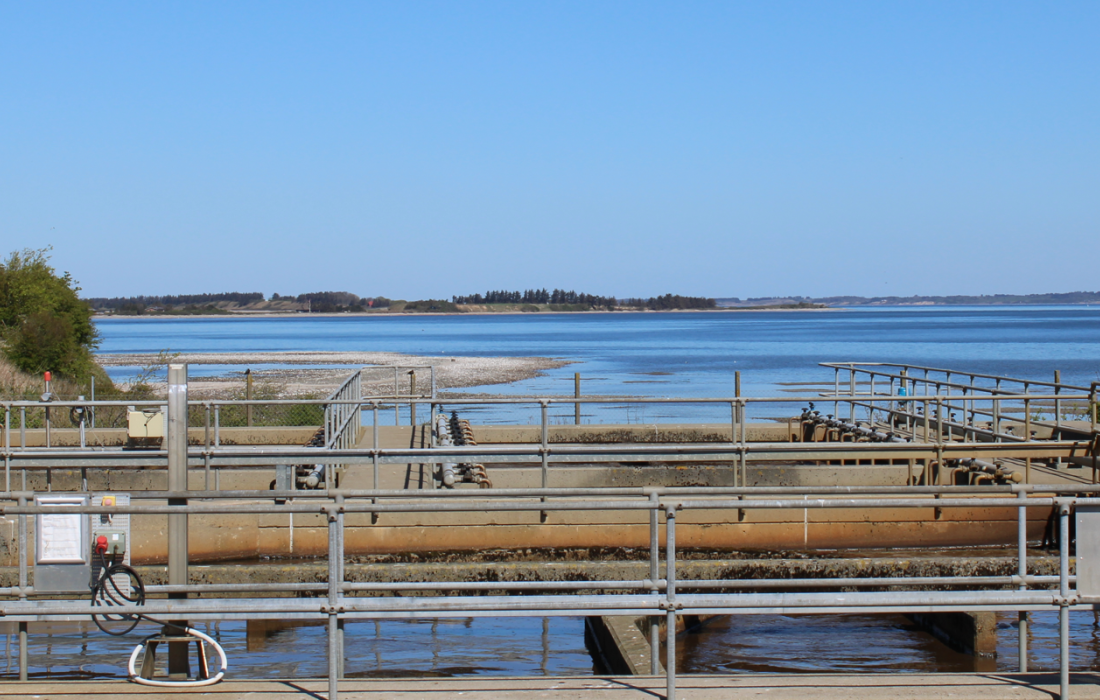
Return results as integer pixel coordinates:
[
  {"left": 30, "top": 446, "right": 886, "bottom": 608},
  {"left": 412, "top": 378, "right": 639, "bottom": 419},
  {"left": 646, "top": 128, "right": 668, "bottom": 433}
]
[{"left": 96, "top": 306, "right": 1100, "bottom": 422}]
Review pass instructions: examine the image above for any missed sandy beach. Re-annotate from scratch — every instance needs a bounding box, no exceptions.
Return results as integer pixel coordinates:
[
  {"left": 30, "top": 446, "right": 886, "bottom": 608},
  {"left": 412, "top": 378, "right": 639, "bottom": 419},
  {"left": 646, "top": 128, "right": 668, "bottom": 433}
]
[{"left": 97, "top": 351, "right": 571, "bottom": 398}]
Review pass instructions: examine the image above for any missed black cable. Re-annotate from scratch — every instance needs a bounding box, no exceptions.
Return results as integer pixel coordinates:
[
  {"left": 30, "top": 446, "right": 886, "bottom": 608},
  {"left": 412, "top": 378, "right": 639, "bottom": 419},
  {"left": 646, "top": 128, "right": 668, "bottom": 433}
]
[{"left": 90, "top": 550, "right": 146, "bottom": 636}]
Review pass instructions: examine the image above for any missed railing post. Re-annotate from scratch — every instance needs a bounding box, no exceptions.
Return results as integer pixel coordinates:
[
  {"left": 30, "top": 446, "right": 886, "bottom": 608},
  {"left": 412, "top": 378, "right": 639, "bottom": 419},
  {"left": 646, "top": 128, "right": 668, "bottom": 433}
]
[
  {"left": 649, "top": 491, "right": 660, "bottom": 675},
  {"left": 17, "top": 493, "right": 26, "bottom": 681},
  {"left": 327, "top": 500, "right": 341, "bottom": 700},
  {"left": 203, "top": 403, "right": 211, "bottom": 490},
  {"left": 4, "top": 406, "right": 9, "bottom": 493},
  {"left": 1018, "top": 488, "right": 1028, "bottom": 672},
  {"left": 849, "top": 365, "right": 856, "bottom": 423},
  {"left": 575, "top": 372, "right": 581, "bottom": 425},
  {"left": 166, "top": 363, "right": 190, "bottom": 677},
  {"left": 540, "top": 400, "right": 549, "bottom": 522},
  {"left": 245, "top": 368, "right": 253, "bottom": 427},
  {"left": 1059, "top": 500, "right": 1071, "bottom": 700},
  {"left": 665, "top": 504, "right": 677, "bottom": 700}
]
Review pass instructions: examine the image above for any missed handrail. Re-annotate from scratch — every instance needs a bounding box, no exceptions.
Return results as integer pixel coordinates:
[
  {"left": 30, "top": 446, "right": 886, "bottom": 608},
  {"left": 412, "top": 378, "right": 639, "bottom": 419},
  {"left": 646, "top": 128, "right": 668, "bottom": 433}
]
[{"left": 0, "top": 487, "right": 1089, "bottom": 699}]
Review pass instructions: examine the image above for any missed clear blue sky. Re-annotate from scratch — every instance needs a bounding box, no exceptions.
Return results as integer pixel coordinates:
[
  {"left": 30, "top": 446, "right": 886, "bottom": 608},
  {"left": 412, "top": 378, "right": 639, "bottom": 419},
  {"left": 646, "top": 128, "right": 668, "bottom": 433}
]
[{"left": 2, "top": 2, "right": 1097, "bottom": 300}]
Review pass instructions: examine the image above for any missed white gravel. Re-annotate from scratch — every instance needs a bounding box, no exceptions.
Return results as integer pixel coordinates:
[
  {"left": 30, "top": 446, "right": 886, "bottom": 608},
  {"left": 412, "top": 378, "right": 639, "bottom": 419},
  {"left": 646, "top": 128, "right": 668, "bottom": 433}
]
[{"left": 98, "top": 351, "right": 571, "bottom": 398}]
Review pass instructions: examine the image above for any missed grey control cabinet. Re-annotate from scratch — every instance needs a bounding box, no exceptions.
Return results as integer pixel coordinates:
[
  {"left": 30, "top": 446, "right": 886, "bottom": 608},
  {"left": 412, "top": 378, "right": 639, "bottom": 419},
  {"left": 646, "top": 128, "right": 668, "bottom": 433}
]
[{"left": 34, "top": 493, "right": 132, "bottom": 595}]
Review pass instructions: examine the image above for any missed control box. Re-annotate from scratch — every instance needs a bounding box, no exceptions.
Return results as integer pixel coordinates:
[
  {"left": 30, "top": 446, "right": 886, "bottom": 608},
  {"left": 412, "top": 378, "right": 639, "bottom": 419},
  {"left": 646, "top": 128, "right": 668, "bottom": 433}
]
[
  {"left": 128, "top": 408, "right": 164, "bottom": 440},
  {"left": 90, "top": 494, "right": 131, "bottom": 597}
]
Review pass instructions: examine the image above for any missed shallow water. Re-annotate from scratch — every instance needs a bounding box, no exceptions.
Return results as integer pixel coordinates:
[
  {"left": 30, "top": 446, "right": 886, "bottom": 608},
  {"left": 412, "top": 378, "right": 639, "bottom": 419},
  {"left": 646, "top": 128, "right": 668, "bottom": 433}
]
[
  {"left": 10, "top": 610, "right": 1100, "bottom": 679},
  {"left": 0, "top": 617, "right": 595, "bottom": 680},
  {"left": 679, "top": 611, "right": 1100, "bottom": 674}
]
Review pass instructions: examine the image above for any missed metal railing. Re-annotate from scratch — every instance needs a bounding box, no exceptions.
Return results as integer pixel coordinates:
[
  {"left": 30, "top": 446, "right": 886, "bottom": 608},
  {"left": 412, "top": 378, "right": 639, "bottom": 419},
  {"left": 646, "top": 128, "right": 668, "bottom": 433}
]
[
  {"left": 0, "top": 484, "right": 1095, "bottom": 699},
  {"left": 821, "top": 362, "right": 1097, "bottom": 438},
  {"left": 2, "top": 391, "right": 1095, "bottom": 491}
]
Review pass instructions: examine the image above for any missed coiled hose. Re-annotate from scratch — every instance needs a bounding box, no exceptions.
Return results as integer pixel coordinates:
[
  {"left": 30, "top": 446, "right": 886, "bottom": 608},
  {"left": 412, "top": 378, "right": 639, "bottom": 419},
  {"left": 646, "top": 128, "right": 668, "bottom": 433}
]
[{"left": 91, "top": 551, "right": 227, "bottom": 686}]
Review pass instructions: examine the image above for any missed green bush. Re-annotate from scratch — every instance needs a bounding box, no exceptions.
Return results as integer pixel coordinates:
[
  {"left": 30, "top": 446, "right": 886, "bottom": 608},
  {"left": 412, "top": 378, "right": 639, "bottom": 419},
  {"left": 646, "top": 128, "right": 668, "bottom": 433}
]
[{"left": 0, "top": 247, "right": 99, "bottom": 380}]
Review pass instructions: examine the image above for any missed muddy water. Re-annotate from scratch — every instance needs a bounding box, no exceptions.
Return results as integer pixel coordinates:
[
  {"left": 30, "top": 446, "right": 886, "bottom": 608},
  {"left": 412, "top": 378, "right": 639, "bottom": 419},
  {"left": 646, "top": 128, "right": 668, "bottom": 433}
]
[{"left": 8, "top": 610, "right": 1100, "bottom": 679}]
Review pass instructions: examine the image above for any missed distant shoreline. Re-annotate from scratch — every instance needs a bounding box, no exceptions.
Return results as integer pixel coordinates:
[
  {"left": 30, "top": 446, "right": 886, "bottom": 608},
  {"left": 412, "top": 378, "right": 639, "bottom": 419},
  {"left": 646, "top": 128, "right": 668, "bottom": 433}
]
[{"left": 93, "top": 306, "right": 841, "bottom": 319}]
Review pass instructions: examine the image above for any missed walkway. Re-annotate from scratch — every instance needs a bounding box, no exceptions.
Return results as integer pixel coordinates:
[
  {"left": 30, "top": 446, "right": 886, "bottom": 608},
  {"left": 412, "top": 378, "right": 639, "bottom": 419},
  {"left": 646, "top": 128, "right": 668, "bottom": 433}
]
[{"left": 5, "top": 674, "right": 1100, "bottom": 699}]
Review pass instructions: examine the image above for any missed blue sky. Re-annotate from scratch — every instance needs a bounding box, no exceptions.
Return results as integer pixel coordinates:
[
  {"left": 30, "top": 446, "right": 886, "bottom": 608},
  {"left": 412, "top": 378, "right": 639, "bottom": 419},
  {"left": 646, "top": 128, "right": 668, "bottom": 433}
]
[{"left": 2, "top": 2, "right": 1097, "bottom": 300}]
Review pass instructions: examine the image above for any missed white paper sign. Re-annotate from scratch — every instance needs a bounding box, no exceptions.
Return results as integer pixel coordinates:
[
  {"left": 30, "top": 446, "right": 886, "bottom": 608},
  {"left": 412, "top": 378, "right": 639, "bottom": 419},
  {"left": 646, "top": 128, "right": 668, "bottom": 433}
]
[{"left": 36, "top": 497, "right": 86, "bottom": 564}]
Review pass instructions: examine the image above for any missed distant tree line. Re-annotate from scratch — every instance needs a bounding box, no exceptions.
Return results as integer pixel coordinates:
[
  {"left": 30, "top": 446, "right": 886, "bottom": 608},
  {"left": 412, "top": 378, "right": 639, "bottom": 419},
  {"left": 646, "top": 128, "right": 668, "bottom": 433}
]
[
  {"left": 89, "top": 292, "right": 264, "bottom": 314},
  {"left": 620, "top": 294, "right": 717, "bottom": 310},
  {"left": 453, "top": 289, "right": 618, "bottom": 308},
  {"left": 271, "top": 291, "right": 393, "bottom": 312}
]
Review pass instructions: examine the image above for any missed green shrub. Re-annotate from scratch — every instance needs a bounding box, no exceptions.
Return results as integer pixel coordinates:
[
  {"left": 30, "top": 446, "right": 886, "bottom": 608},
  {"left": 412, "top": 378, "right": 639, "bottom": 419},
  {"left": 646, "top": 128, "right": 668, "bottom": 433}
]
[{"left": 0, "top": 247, "right": 98, "bottom": 380}]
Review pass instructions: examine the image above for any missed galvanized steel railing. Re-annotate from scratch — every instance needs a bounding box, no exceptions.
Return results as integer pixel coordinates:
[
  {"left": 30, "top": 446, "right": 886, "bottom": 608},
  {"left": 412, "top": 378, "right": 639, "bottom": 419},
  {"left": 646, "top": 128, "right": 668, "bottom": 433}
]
[{"left": 0, "top": 484, "right": 1098, "bottom": 699}]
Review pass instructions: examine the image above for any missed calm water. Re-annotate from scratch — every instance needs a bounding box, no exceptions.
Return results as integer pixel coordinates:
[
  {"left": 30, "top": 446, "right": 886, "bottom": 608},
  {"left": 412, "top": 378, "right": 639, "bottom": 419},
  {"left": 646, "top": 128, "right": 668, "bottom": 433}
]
[
  {"left": 11, "top": 612, "right": 1100, "bottom": 679},
  {"left": 95, "top": 306, "right": 1100, "bottom": 423}
]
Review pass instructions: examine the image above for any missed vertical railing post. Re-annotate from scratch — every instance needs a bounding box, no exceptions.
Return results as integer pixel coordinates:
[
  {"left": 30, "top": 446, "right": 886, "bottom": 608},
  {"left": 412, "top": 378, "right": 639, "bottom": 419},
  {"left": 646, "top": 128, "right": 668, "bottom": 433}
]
[
  {"left": 1059, "top": 500, "right": 1070, "bottom": 700},
  {"left": 665, "top": 504, "right": 677, "bottom": 700},
  {"left": 649, "top": 491, "right": 660, "bottom": 675},
  {"left": 166, "top": 363, "right": 190, "bottom": 677},
  {"left": 372, "top": 402, "right": 380, "bottom": 523},
  {"left": 17, "top": 494, "right": 27, "bottom": 681},
  {"left": 203, "top": 403, "right": 211, "bottom": 490},
  {"left": 739, "top": 398, "right": 747, "bottom": 488},
  {"left": 1018, "top": 488, "right": 1028, "bottom": 672},
  {"left": 245, "top": 368, "right": 253, "bottom": 427},
  {"left": 327, "top": 500, "right": 341, "bottom": 700},
  {"left": 540, "top": 400, "right": 549, "bottom": 522},
  {"left": 729, "top": 401, "right": 738, "bottom": 488},
  {"left": 849, "top": 365, "right": 856, "bottom": 423},
  {"left": 4, "top": 406, "right": 9, "bottom": 493},
  {"left": 574, "top": 372, "right": 581, "bottom": 425},
  {"left": 1055, "top": 370, "right": 1063, "bottom": 470}
]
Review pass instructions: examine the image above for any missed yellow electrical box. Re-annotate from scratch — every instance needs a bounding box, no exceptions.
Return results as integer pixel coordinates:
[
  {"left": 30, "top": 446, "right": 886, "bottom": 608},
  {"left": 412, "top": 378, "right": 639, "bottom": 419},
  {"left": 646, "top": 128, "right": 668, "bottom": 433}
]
[{"left": 127, "top": 409, "right": 164, "bottom": 439}]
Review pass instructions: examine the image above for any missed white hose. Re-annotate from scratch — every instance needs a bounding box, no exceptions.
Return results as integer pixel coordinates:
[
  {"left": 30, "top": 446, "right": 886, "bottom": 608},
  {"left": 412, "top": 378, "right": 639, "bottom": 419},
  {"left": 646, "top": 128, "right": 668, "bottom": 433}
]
[{"left": 127, "top": 626, "right": 227, "bottom": 687}]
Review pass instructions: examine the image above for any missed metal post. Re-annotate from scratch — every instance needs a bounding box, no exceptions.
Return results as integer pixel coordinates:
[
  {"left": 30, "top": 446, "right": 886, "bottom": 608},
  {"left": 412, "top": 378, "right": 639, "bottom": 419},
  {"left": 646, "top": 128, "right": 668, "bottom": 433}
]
[
  {"left": 666, "top": 505, "right": 677, "bottom": 700},
  {"left": 869, "top": 374, "right": 876, "bottom": 425},
  {"left": 327, "top": 501, "right": 342, "bottom": 700},
  {"left": 849, "top": 366, "right": 856, "bottom": 423},
  {"left": 17, "top": 492, "right": 26, "bottom": 681},
  {"left": 739, "top": 398, "right": 747, "bottom": 488},
  {"left": 245, "top": 368, "right": 253, "bottom": 427},
  {"left": 18, "top": 622, "right": 26, "bottom": 682},
  {"left": 649, "top": 492, "right": 660, "bottom": 675},
  {"left": 203, "top": 404, "right": 211, "bottom": 490},
  {"left": 3, "top": 407, "right": 9, "bottom": 493},
  {"left": 410, "top": 372, "right": 417, "bottom": 427},
  {"left": 574, "top": 373, "right": 581, "bottom": 426},
  {"left": 1018, "top": 489, "right": 1028, "bottom": 672},
  {"left": 1055, "top": 370, "right": 1063, "bottom": 469},
  {"left": 540, "top": 401, "right": 549, "bottom": 522},
  {"left": 1059, "top": 502, "right": 1070, "bottom": 700},
  {"left": 166, "top": 364, "right": 190, "bottom": 677},
  {"left": 833, "top": 367, "right": 839, "bottom": 419},
  {"left": 90, "top": 374, "right": 96, "bottom": 429}
]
